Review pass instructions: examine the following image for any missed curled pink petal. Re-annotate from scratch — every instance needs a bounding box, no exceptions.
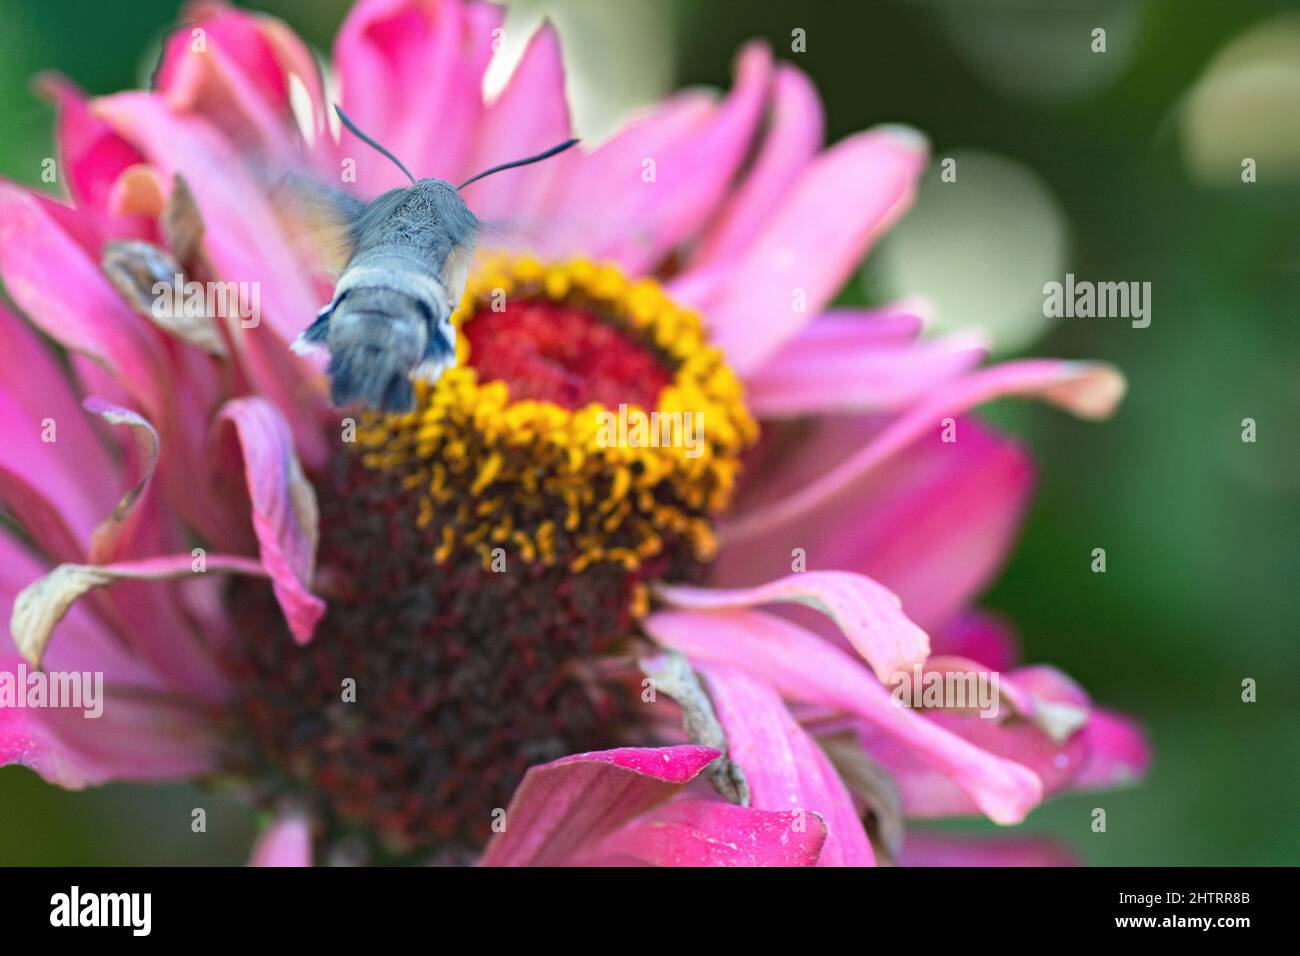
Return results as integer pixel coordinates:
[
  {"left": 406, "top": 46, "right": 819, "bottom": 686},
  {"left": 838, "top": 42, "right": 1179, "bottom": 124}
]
[
  {"left": 579, "top": 799, "right": 827, "bottom": 867},
  {"left": 479, "top": 745, "right": 721, "bottom": 866},
  {"left": 213, "top": 398, "right": 324, "bottom": 644},
  {"left": 656, "top": 570, "right": 929, "bottom": 684}
]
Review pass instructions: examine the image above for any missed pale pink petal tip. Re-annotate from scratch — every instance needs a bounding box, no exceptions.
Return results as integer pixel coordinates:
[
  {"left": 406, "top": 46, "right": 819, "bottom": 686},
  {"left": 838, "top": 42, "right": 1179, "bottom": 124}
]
[
  {"left": 875, "top": 123, "right": 931, "bottom": 156},
  {"left": 1047, "top": 362, "right": 1127, "bottom": 420},
  {"left": 249, "top": 814, "right": 313, "bottom": 867}
]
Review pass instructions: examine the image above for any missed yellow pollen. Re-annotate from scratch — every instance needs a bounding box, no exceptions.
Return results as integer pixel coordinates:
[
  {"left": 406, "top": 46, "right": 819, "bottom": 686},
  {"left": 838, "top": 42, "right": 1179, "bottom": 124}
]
[{"left": 356, "top": 256, "right": 759, "bottom": 573}]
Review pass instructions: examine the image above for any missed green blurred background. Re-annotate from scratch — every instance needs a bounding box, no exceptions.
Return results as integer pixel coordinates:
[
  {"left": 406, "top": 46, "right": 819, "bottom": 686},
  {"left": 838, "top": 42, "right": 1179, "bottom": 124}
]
[{"left": 0, "top": 0, "right": 1295, "bottom": 864}]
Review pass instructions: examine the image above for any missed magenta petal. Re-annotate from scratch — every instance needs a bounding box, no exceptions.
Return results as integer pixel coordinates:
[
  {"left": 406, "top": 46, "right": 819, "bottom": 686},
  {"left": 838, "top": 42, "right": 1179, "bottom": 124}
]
[
  {"left": 645, "top": 608, "right": 1044, "bottom": 824},
  {"left": 899, "top": 831, "right": 1079, "bottom": 867},
  {"left": 718, "top": 417, "right": 1034, "bottom": 633},
  {"left": 708, "top": 126, "right": 929, "bottom": 374},
  {"left": 579, "top": 799, "right": 827, "bottom": 867},
  {"left": 461, "top": 21, "right": 573, "bottom": 224},
  {"left": 698, "top": 663, "right": 874, "bottom": 866},
  {"left": 690, "top": 63, "right": 824, "bottom": 268},
  {"left": 542, "top": 43, "right": 773, "bottom": 272},
  {"left": 478, "top": 745, "right": 720, "bottom": 866},
  {"left": 0, "top": 183, "right": 169, "bottom": 420},
  {"left": 213, "top": 399, "right": 324, "bottom": 644},
  {"left": 1073, "top": 709, "right": 1152, "bottom": 789},
  {"left": 35, "top": 74, "right": 147, "bottom": 227},
  {"left": 722, "top": 360, "right": 1124, "bottom": 553},
  {"left": 249, "top": 814, "right": 313, "bottom": 867},
  {"left": 0, "top": 306, "right": 119, "bottom": 560},
  {"left": 1, "top": 649, "right": 220, "bottom": 788},
  {"left": 657, "top": 570, "right": 929, "bottom": 684},
  {"left": 334, "top": 0, "right": 500, "bottom": 191},
  {"left": 932, "top": 611, "right": 1021, "bottom": 672},
  {"left": 746, "top": 326, "right": 986, "bottom": 418}
]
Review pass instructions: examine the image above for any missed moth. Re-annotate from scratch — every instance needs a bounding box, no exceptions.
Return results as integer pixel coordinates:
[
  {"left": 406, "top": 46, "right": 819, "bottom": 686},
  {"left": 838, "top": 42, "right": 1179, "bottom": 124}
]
[{"left": 290, "top": 106, "right": 577, "bottom": 413}]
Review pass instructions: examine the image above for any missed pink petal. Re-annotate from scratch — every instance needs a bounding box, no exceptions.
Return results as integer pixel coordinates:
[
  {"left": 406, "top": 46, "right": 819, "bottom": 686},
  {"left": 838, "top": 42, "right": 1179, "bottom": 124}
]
[
  {"left": 717, "top": 416, "right": 1034, "bottom": 633},
  {"left": 746, "top": 327, "right": 987, "bottom": 418},
  {"left": 213, "top": 398, "right": 324, "bottom": 644},
  {"left": 707, "top": 125, "right": 929, "bottom": 374},
  {"left": 932, "top": 610, "right": 1020, "bottom": 672},
  {"left": 699, "top": 663, "right": 874, "bottom": 866},
  {"left": 35, "top": 74, "right": 148, "bottom": 230},
  {"left": 153, "top": 2, "right": 296, "bottom": 156},
  {"left": 689, "top": 63, "right": 824, "bottom": 268},
  {"left": 645, "top": 608, "right": 1044, "bottom": 824},
  {"left": 479, "top": 745, "right": 720, "bottom": 866},
  {"left": 1073, "top": 709, "right": 1152, "bottom": 789},
  {"left": 249, "top": 814, "right": 313, "bottom": 867},
  {"left": 0, "top": 183, "right": 169, "bottom": 420},
  {"left": 460, "top": 21, "right": 572, "bottom": 224},
  {"left": 0, "top": 306, "right": 119, "bottom": 560},
  {"left": 333, "top": 0, "right": 500, "bottom": 192},
  {"left": 0, "top": 649, "right": 222, "bottom": 788},
  {"left": 898, "top": 831, "right": 1079, "bottom": 867},
  {"left": 656, "top": 570, "right": 929, "bottom": 684},
  {"left": 722, "top": 360, "right": 1125, "bottom": 552},
  {"left": 578, "top": 799, "right": 827, "bottom": 867},
  {"left": 546, "top": 43, "right": 772, "bottom": 274}
]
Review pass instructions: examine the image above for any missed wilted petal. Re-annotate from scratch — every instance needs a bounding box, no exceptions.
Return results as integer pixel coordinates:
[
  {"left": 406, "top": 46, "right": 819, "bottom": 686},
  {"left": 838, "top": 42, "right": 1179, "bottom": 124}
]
[
  {"left": 213, "top": 398, "right": 324, "bottom": 644},
  {"left": 479, "top": 745, "right": 720, "bottom": 866},
  {"left": 9, "top": 552, "right": 265, "bottom": 669},
  {"left": 657, "top": 570, "right": 929, "bottom": 684}
]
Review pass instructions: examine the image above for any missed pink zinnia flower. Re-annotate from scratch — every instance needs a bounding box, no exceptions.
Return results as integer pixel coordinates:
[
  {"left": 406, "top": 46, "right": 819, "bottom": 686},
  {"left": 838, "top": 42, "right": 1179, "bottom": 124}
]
[{"left": 0, "top": 0, "right": 1149, "bottom": 866}]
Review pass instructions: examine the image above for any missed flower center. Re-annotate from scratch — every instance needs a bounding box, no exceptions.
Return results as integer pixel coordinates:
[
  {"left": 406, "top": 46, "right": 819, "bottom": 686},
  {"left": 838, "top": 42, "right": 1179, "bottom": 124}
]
[{"left": 221, "top": 258, "right": 757, "bottom": 860}]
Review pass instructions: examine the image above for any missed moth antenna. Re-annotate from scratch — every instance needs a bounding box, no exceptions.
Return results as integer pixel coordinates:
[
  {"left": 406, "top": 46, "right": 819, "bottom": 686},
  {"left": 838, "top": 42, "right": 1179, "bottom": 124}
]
[
  {"left": 334, "top": 103, "right": 416, "bottom": 185},
  {"left": 457, "top": 139, "right": 580, "bottom": 190}
]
